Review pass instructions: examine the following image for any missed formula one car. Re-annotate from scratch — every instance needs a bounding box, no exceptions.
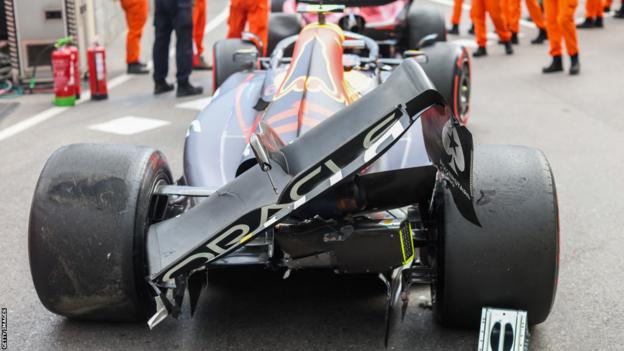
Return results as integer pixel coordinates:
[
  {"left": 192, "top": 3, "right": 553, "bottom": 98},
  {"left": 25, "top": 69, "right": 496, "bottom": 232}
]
[
  {"left": 29, "top": 5, "right": 558, "bottom": 345},
  {"left": 268, "top": 0, "right": 472, "bottom": 123}
]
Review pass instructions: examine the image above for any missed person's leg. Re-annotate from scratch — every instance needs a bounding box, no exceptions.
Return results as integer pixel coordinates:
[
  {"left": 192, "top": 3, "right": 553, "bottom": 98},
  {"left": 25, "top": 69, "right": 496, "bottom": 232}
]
[
  {"left": 452, "top": 0, "right": 464, "bottom": 24},
  {"left": 578, "top": 0, "right": 596, "bottom": 27},
  {"left": 559, "top": 0, "right": 579, "bottom": 56},
  {"left": 468, "top": 5, "right": 476, "bottom": 34},
  {"left": 525, "top": 0, "right": 546, "bottom": 29},
  {"left": 450, "top": 0, "right": 464, "bottom": 33},
  {"left": 558, "top": 0, "right": 580, "bottom": 73},
  {"left": 247, "top": 0, "right": 269, "bottom": 55},
  {"left": 593, "top": 0, "right": 605, "bottom": 26},
  {"left": 152, "top": 0, "right": 173, "bottom": 83},
  {"left": 192, "top": 0, "right": 207, "bottom": 66},
  {"left": 121, "top": 0, "right": 148, "bottom": 64},
  {"left": 508, "top": 0, "right": 521, "bottom": 35},
  {"left": 174, "top": 0, "right": 203, "bottom": 96},
  {"left": 587, "top": 0, "right": 597, "bottom": 17},
  {"left": 544, "top": 0, "right": 562, "bottom": 56},
  {"left": 542, "top": 0, "right": 564, "bottom": 72},
  {"left": 486, "top": 0, "right": 513, "bottom": 51},
  {"left": 173, "top": 0, "right": 194, "bottom": 83},
  {"left": 227, "top": 0, "right": 248, "bottom": 39},
  {"left": 472, "top": 0, "right": 488, "bottom": 56}
]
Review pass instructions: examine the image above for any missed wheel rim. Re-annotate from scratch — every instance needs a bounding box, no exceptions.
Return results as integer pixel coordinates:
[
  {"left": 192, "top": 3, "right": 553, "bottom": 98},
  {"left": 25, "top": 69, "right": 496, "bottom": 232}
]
[
  {"left": 457, "top": 62, "right": 471, "bottom": 124},
  {"left": 148, "top": 178, "right": 171, "bottom": 224},
  {"left": 135, "top": 167, "right": 173, "bottom": 318}
]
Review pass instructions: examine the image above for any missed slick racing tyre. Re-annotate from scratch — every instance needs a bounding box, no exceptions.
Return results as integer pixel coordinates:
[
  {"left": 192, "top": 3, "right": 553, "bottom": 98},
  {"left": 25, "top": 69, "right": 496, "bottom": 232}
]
[
  {"left": 405, "top": 3, "right": 447, "bottom": 49},
  {"left": 419, "top": 42, "right": 471, "bottom": 125},
  {"left": 431, "top": 145, "right": 559, "bottom": 328},
  {"left": 29, "top": 144, "right": 173, "bottom": 322},
  {"left": 212, "top": 39, "right": 258, "bottom": 92}
]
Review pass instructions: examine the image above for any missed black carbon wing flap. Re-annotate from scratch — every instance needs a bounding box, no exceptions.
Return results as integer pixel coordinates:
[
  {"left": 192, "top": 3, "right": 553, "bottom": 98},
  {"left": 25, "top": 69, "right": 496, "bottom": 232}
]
[{"left": 146, "top": 59, "right": 478, "bottom": 288}]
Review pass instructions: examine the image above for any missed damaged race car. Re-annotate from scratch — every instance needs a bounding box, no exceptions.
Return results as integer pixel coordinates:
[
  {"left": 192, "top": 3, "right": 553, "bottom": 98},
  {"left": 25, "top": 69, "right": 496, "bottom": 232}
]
[
  {"left": 29, "top": 4, "right": 558, "bottom": 345},
  {"left": 268, "top": 0, "right": 472, "bottom": 123}
]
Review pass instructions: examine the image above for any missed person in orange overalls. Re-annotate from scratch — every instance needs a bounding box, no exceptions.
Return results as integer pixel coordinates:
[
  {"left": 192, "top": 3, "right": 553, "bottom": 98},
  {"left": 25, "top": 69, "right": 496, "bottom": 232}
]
[
  {"left": 192, "top": 0, "right": 211, "bottom": 70},
  {"left": 120, "top": 0, "right": 149, "bottom": 74},
  {"left": 505, "top": 0, "right": 548, "bottom": 44},
  {"left": 542, "top": 0, "right": 580, "bottom": 74},
  {"left": 448, "top": 0, "right": 475, "bottom": 35},
  {"left": 577, "top": 0, "right": 605, "bottom": 28},
  {"left": 226, "top": 0, "right": 269, "bottom": 55},
  {"left": 472, "top": 0, "right": 514, "bottom": 57}
]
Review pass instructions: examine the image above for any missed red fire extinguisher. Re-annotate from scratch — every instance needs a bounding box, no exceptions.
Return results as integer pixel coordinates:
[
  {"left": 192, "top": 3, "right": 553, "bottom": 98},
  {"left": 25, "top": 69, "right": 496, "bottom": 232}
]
[
  {"left": 87, "top": 42, "right": 108, "bottom": 100},
  {"left": 51, "top": 39, "right": 76, "bottom": 107},
  {"left": 67, "top": 45, "right": 81, "bottom": 99}
]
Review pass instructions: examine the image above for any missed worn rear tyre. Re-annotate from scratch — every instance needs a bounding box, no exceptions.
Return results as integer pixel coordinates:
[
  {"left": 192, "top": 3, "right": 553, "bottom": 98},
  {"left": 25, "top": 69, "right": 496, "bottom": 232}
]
[
  {"left": 29, "top": 144, "right": 172, "bottom": 322},
  {"left": 432, "top": 145, "right": 559, "bottom": 328}
]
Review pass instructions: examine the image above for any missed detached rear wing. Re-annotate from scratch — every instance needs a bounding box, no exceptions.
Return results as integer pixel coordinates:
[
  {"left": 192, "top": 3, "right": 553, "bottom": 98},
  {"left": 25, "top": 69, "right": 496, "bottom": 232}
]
[{"left": 146, "top": 59, "right": 478, "bottom": 288}]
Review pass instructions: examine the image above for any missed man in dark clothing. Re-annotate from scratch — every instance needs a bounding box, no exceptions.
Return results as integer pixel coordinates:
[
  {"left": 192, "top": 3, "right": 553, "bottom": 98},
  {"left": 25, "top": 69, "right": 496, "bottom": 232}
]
[{"left": 153, "top": 0, "right": 203, "bottom": 97}]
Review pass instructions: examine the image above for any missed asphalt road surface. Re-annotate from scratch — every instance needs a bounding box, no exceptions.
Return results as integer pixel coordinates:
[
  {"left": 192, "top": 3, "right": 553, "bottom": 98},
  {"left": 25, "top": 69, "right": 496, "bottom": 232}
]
[{"left": 1, "top": 1, "right": 623, "bottom": 350}]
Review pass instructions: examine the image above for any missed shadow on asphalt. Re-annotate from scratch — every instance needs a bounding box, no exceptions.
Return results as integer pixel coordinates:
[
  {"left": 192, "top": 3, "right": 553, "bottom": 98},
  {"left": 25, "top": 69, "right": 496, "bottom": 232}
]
[{"left": 51, "top": 269, "right": 475, "bottom": 350}]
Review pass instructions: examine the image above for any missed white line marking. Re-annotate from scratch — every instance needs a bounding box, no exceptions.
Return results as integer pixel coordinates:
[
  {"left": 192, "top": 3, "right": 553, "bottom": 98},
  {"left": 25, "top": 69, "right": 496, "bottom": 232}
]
[
  {"left": 175, "top": 97, "right": 212, "bottom": 110},
  {"left": 205, "top": 7, "right": 229, "bottom": 35},
  {"left": 0, "top": 107, "right": 68, "bottom": 142},
  {"left": 0, "top": 74, "right": 133, "bottom": 143},
  {"left": 89, "top": 116, "right": 170, "bottom": 135}
]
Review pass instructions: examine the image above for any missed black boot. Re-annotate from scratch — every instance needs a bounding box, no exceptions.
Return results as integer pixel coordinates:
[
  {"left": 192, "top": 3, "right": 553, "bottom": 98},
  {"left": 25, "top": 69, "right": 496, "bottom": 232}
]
[
  {"left": 468, "top": 23, "right": 475, "bottom": 35},
  {"left": 473, "top": 46, "right": 487, "bottom": 57},
  {"left": 615, "top": 4, "right": 624, "bottom": 18},
  {"left": 594, "top": 16, "right": 604, "bottom": 27},
  {"left": 176, "top": 80, "right": 203, "bottom": 97},
  {"left": 503, "top": 41, "right": 514, "bottom": 55},
  {"left": 576, "top": 17, "right": 595, "bottom": 28},
  {"left": 511, "top": 32, "right": 519, "bottom": 44},
  {"left": 542, "top": 55, "right": 563, "bottom": 73},
  {"left": 569, "top": 54, "right": 580, "bottom": 75},
  {"left": 448, "top": 24, "right": 460, "bottom": 35},
  {"left": 531, "top": 28, "right": 548, "bottom": 44},
  {"left": 127, "top": 62, "right": 150, "bottom": 74},
  {"left": 154, "top": 80, "right": 174, "bottom": 95}
]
